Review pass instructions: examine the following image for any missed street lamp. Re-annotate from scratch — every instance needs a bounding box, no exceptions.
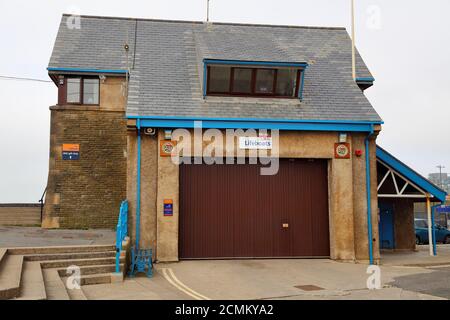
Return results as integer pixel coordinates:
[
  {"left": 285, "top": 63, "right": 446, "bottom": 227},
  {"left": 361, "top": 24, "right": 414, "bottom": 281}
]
[{"left": 437, "top": 165, "right": 445, "bottom": 189}]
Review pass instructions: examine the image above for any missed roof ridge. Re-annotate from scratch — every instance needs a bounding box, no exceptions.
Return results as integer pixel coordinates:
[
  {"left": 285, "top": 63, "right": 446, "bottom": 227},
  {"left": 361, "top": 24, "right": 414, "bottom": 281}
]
[{"left": 61, "top": 13, "right": 347, "bottom": 31}]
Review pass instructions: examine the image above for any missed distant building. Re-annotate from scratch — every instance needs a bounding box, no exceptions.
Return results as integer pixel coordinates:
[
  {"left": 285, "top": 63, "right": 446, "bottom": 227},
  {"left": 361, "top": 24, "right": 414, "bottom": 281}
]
[{"left": 428, "top": 173, "right": 450, "bottom": 193}]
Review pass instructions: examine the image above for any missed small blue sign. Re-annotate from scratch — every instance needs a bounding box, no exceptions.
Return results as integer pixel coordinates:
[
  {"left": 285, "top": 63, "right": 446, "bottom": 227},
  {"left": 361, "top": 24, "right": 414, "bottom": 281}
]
[
  {"left": 436, "top": 206, "right": 450, "bottom": 213},
  {"left": 164, "top": 200, "right": 173, "bottom": 216},
  {"left": 62, "top": 151, "right": 80, "bottom": 160}
]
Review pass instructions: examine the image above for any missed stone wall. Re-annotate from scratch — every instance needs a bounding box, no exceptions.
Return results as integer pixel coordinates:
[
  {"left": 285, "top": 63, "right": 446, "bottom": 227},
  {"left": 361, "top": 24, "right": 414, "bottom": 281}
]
[
  {"left": 0, "top": 204, "right": 41, "bottom": 226},
  {"left": 42, "top": 76, "right": 127, "bottom": 229}
]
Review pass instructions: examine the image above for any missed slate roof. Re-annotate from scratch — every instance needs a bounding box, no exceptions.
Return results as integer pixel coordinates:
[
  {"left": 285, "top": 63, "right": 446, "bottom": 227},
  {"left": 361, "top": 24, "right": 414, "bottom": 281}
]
[{"left": 49, "top": 14, "right": 382, "bottom": 122}]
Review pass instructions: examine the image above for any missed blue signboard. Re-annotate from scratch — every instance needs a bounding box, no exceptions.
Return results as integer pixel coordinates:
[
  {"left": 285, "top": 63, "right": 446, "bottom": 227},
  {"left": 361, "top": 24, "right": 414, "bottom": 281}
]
[
  {"left": 62, "top": 151, "right": 80, "bottom": 160},
  {"left": 164, "top": 200, "right": 173, "bottom": 216},
  {"left": 436, "top": 206, "right": 450, "bottom": 213}
]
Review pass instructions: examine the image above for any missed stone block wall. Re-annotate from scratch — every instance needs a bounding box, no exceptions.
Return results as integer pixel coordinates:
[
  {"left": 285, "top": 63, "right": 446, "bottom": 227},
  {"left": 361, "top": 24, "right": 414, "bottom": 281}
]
[{"left": 42, "top": 76, "right": 127, "bottom": 229}]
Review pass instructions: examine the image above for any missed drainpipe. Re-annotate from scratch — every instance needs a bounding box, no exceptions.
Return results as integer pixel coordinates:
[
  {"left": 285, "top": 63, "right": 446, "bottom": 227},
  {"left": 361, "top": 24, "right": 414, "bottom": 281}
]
[
  {"left": 365, "top": 125, "right": 374, "bottom": 265},
  {"left": 135, "top": 119, "right": 142, "bottom": 249}
]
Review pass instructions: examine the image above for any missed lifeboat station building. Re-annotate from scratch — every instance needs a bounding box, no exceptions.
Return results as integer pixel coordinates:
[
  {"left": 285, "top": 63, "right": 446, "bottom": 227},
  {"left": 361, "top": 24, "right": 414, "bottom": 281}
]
[{"left": 43, "top": 14, "right": 447, "bottom": 264}]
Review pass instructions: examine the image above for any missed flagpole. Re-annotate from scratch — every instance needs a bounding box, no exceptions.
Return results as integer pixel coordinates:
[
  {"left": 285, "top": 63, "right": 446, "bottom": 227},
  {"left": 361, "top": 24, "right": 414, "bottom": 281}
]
[{"left": 351, "top": 0, "right": 356, "bottom": 80}]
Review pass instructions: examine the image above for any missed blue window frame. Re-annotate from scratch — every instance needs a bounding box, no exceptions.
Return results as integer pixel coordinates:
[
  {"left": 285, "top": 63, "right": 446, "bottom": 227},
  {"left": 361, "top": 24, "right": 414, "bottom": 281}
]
[{"left": 203, "top": 59, "right": 308, "bottom": 100}]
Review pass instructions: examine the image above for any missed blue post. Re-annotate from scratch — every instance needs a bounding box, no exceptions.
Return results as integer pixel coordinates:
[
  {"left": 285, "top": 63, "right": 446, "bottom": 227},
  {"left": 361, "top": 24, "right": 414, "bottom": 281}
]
[
  {"left": 135, "top": 119, "right": 142, "bottom": 249},
  {"left": 365, "top": 127, "right": 374, "bottom": 265},
  {"left": 115, "top": 200, "right": 128, "bottom": 273},
  {"left": 115, "top": 225, "right": 121, "bottom": 273},
  {"left": 431, "top": 204, "right": 442, "bottom": 256}
]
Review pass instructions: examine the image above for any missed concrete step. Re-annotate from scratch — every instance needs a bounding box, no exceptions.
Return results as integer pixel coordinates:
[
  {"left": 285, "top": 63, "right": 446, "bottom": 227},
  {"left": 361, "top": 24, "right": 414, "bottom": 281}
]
[
  {"left": 0, "top": 254, "right": 24, "bottom": 300},
  {"left": 57, "top": 263, "right": 124, "bottom": 277},
  {"left": 60, "top": 276, "right": 88, "bottom": 300},
  {"left": 8, "top": 244, "right": 115, "bottom": 255},
  {"left": 15, "top": 261, "right": 46, "bottom": 300},
  {"left": 25, "top": 251, "right": 116, "bottom": 262},
  {"left": 80, "top": 273, "right": 113, "bottom": 286},
  {"left": 40, "top": 257, "right": 124, "bottom": 269},
  {"left": 42, "top": 269, "right": 70, "bottom": 300},
  {"left": 65, "top": 286, "right": 88, "bottom": 300}
]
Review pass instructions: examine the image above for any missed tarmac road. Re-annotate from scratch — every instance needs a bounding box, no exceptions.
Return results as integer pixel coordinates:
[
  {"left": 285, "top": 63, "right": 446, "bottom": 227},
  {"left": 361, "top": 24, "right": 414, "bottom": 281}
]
[{"left": 389, "top": 266, "right": 450, "bottom": 299}]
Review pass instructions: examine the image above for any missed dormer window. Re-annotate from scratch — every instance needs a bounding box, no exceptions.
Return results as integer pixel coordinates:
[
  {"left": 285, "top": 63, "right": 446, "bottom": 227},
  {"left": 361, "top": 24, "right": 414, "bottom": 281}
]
[{"left": 205, "top": 60, "right": 307, "bottom": 99}]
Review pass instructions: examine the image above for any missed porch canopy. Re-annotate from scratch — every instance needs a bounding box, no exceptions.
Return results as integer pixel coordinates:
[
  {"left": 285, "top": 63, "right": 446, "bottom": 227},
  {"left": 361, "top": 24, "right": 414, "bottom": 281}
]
[{"left": 376, "top": 146, "right": 447, "bottom": 256}]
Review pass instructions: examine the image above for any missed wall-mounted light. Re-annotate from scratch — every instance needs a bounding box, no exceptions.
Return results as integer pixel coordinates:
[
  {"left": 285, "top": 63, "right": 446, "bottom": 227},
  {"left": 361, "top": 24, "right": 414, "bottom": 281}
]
[
  {"left": 339, "top": 133, "right": 348, "bottom": 143},
  {"left": 164, "top": 130, "right": 172, "bottom": 140}
]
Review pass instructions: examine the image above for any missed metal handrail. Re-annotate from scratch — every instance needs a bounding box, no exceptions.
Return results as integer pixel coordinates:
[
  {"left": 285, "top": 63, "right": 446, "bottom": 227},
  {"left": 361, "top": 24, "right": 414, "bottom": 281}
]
[
  {"left": 115, "top": 200, "right": 128, "bottom": 273},
  {"left": 38, "top": 187, "right": 47, "bottom": 222}
]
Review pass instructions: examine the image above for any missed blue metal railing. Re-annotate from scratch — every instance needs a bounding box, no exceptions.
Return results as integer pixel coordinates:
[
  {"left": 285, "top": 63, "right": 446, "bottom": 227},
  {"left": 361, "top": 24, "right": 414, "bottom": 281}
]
[{"left": 115, "top": 200, "right": 128, "bottom": 273}]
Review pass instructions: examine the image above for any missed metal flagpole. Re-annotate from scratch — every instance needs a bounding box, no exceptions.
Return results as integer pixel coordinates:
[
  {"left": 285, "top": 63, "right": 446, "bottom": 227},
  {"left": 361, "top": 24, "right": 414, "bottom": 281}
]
[{"left": 351, "top": 0, "right": 356, "bottom": 80}]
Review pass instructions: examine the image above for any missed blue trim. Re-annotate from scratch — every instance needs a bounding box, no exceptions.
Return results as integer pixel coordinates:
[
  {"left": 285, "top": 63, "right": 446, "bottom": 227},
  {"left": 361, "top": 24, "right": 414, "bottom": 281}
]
[
  {"left": 203, "top": 59, "right": 308, "bottom": 68},
  {"left": 127, "top": 115, "right": 383, "bottom": 125},
  {"left": 47, "top": 67, "right": 127, "bottom": 74},
  {"left": 365, "top": 127, "right": 374, "bottom": 265},
  {"left": 376, "top": 146, "right": 447, "bottom": 202},
  {"left": 135, "top": 119, "right": 142, "bottom": 249},
  {"left": 299, "top": 69, "right": 306, "bottom": 101},
  {"left": 134, "top": 118, "right": 378, "bottom": 132},
  {"left": 203, "top": 63, "right": 207, "bottom": 97},
  {"left": 356, "top": 77, "right": 375, "bottom": 83}
]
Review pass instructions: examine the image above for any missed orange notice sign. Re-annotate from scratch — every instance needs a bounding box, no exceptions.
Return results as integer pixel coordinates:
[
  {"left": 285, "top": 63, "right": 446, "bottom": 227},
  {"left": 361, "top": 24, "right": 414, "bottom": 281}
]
[{"left": 62, "top": 144, "right": 80, "bottom": 152}]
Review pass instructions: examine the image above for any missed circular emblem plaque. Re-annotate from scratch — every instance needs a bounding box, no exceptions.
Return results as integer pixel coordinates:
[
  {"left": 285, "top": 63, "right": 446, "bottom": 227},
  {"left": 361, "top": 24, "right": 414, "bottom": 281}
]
[
  {"left": 160, "top": 140, "right": 177, "bottom": 157},
  {"left": 335, "top": 143, "right": 350, "bottom": 159},
  {"left": 162, "top": 142, "right": 174, "bottom": 154}
]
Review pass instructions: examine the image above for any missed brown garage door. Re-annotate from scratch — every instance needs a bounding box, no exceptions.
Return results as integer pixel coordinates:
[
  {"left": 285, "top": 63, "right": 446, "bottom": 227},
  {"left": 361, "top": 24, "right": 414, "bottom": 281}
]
[{"left": 179, "top": 159, "right": 330, "bottom": 259}]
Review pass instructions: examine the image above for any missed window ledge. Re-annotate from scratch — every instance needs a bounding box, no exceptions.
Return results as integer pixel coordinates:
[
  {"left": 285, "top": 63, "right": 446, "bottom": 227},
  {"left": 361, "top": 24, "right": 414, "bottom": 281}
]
[
  {"left": 50, "top": 105, "right": 123, "bottom": 113},
  {"left": 203, "top": 95, "right": 302, "bottom": 106}
]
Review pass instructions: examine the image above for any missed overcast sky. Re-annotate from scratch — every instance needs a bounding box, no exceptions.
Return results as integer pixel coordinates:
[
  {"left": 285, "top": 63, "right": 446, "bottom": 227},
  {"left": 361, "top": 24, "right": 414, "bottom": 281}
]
[{"left": 0, "top": 0, "right": 449, "bottom": 203}]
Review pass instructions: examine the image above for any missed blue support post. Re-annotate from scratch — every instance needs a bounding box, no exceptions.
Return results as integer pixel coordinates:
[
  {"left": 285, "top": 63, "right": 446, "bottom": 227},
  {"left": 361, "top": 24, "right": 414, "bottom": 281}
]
[
  {"left": 115, "top": 200, "right": 128, "bottom": 273},
  {"left": 135, "top": 119, "right": 142, "bottom": 249},
  {"left": 431, "top": 204, "right": 443, "bottom": 256},
  {"left": 365, "top": 126, "right": 374, "bottom": 265},
  {"left": 115, "top": 227, "right": 121, "bottom": 273}
]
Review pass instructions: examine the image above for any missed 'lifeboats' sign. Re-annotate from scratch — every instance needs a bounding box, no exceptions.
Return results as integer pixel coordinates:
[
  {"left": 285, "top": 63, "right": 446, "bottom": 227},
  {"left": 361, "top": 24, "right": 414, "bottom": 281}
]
[{"left": 239, "top": 136, "right": 273, "bottom": 150}]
